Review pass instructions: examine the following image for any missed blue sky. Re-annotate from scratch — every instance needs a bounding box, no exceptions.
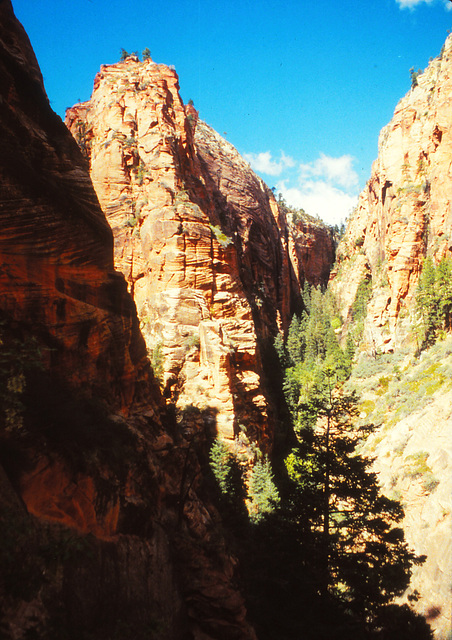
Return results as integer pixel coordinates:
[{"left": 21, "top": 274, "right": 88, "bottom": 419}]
[{"left": 12, "top": 0, "right": 452, "bottom": 225}]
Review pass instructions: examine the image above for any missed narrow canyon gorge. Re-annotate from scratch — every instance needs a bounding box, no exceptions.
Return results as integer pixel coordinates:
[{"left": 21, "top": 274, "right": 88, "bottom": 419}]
[{"left": 0, "top": 1, "right": 451, "bottom": 639}]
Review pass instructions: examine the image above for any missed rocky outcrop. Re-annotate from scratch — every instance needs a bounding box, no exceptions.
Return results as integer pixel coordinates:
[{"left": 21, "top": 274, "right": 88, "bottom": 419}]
[
  {"left": 331, "top": 35, "right": 452, "bottom": 352},
  {"left": 287, "top": 213, "right": 336, "bottom": 289},
  {"left": 66, "top": 59, "right": 314, "bottom": 455},
  {"left": 0, "top": 3, "right": 257, "bottom": 638}
]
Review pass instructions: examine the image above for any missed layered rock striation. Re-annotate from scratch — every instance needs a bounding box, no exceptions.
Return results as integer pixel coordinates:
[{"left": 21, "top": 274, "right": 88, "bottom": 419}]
[
  {"left": 0, "top": 3, "right": 258, "bottom": 637},
  {"left": 332, "top": 34, "right": 452, "bottom": 640},
  {"left": 331, "top": 35, "right": 452, "bottom": 351},
  {"left": 66, "top": 58, "right": 334, "bottom": 454}
]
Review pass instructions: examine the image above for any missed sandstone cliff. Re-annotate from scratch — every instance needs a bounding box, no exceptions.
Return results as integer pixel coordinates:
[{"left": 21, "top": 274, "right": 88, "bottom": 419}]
[
  {"left": 331, "top": 34, "right": 452, "bottom": 352},
  {"left": 66, "top": 57, "right": 337, "bottom": 457},
  {"left": 331, "top": 35, "right": 452, "bottom": 640},
  {"left": 0, "top": 3, "right": 257, "bottom": 637}
]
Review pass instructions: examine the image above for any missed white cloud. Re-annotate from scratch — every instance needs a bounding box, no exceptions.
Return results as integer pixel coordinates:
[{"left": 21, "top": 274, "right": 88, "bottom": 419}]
[
  {"left": 396, "top": 0, "right": 451, "bottom": 9},
  {"left": 396, "top": 0, "right": 433, "bottom": 7},
  {"left": 244, "top": 150, "right": 295, "bottom": 176},
  {"left": 277, "top": 180, "right": 358, "bottom": 227},
  {"left": 276, "top": 153, "right": 359, "bottom": 226},
  {"left": 244, "top": 149, "right": 360, "bottom": 226},
  {"left": 299, "top": 153, "right": 359, "bottom": 190}
]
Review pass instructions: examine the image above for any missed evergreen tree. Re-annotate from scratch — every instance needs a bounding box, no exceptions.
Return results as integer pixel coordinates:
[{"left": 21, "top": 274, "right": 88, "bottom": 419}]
[
  {"left": 284, "top": 377, "right": 426, "bottom": 631},
  {"left": 416, "top": 255, "right": 452, "bottom": 348},
  {"left": 248, "top": 456, "right": 280, "bottom": 523},
  {"left": 416, "top": 256, "right": 438, "bottom": 346},
  {"left": 209, "top": 438, "right": 232, "bottom": 495},
  {"left": 209, "top": 439, "right": 245, "bottom": 503},
  {"left": 286, "top": 313, "right": 305, "bottom": 365},
  {"left": 142, "top": 47, "right": 151, "bottom": 61}
]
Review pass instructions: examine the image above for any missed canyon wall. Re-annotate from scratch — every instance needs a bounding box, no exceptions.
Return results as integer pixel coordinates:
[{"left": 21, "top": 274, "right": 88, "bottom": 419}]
[
  {"left": 0, "top": 3, "right": 258, "bottom": 638},
  {"left": 66, "top": 58, "right": 334, "bottom": 456},
  {"left": 332, "top": 35, "right": 452, "bottom": 640},
  {"left": 331, "top": 34, "right": 452, "bottom": 353}
]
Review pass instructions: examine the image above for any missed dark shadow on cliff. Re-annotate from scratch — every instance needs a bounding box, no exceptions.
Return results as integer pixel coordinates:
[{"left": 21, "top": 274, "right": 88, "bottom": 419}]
[{"left": 203, "top": 422, "right": 434, "bottom": 640}]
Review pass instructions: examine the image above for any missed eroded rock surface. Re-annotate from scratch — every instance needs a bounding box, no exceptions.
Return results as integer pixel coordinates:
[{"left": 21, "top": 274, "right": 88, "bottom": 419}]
[
  {"left": 353, "top": 342, "right": 452, "bottom": 639},
  {"left": 332, "top": 35, "right": 452, "bottom": 351},
  {"left": 0, "top": 4, "right": 257, "bottom": 638},
  {"left": 333, "top": 33, "right": 452, "bottom": 640},
  {"left": 66, "top": 59, "right": 319, "bottom": 454}
]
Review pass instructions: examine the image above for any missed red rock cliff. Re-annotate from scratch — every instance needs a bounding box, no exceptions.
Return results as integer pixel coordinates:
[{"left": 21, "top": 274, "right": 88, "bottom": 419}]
[
  {"left": 0, "top": 3, "right": 258, "bottom": 638},
  {"left": 65, "top": 58, "right": 336, "bottom": 459},
  {"left": 331, "top": 36, "right": 452, "bottom": 352},
  {"left": 330, "top": 35, "right": 452, "bottom": 640},
  {"left": 65, "top": 58, "right": 306, "bottom": 456}
]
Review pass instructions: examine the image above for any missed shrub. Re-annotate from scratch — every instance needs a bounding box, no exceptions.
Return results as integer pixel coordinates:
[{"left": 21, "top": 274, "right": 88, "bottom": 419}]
[
  {"left": 183, "top": 333, "right": 200, "bottom": 351},
  {"left": 148, "top": 340, "right": 164, "bottom": 385},
  {"left": 209, "top": 224, "right": 233, "bottom": 248}
]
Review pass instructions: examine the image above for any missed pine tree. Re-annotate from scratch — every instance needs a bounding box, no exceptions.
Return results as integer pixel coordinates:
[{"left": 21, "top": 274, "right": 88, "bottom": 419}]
[
  {"left": 286, "top": 314, "right": 305, "bottom": 365},
  {"left": 247, "top": 456, "right": 280, "bottom": 523},
  {"left": 209, "top": 439, "right": 232, "bottom": 494},
  {"left": 285, "top": 380, "right": 425, "bottom": 627},
  {"left": 415, "top": 256, "right": 452, "bottom": 349},
  {"left": 142, "top": 47, "right": 151, "bottom": 61}
]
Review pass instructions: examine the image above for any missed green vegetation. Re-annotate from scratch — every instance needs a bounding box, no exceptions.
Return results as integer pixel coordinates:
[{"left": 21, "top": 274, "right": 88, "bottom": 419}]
[
  {"left": 274, "top": 292, "right": 425, "bottom": 632},
  {"left": 134, "top": 163, "right": 148, "bottom": 186},
  {"left": 119, "top": 48, "right": 139, "bottom": 61},
  {"left": 209, "top": 439, "right": 246, "bottom": 511},
  {"left": 208, "top": 286, "right": 432, "bottom": 639},
  {"left": 349, "top": 274, "right": 372, "bottom": 351},
  {"left": 415, "top": 255, "right": 452, "bottom": 350},
  {"left": 148, "top": 340, "right": 164, "bottom": 386},
  {"left": 283, "top": 382, "right": 424, "bottom": 621},
  {"left": 209, "top": 223, "right": 233, "bottom": 248},
  {"left": 183, "top": 333, "right": 200, "bottom": 352},
  {"left": 282, "top": 287, "right": 351, "bottom": 413},
  {"left": 410, "top": 67, "right": 422, "bottom": 89},
  {"left": 72, "top": 119, "right": 90, "bottom": 158},
  {"left": 119, "top": 48, "right": 152, "bottom": 63},
  {"left": 119, "top": 48, "right": 131, "bottom": 61},
  {"left": 247, "top": 456, "right": 280, "bottom": 523},
  {"left": 209, "top": 440, "right": 279, "bottom": 522},
  {"left": 141, "top": 47, "right": 151, "bottom": 61},
  {"left": 210, "top": 439, "right": 234, "bottom": 494}
]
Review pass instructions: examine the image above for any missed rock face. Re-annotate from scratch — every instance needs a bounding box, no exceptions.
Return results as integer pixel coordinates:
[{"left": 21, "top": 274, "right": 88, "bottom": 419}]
[
  {"left": 287, "top": 213, "right": 336, "bottom": 289},
  {"left": 332, "top": 34, "right": 452, "bottom": 640},
  {"left": 331, "top": 35, "right": 452, "bottom": 352},
  {"left": 352, "top": 342, "right": 452, "bottom": 640},
  {"left": 66, "top": 58, "right": 334, "bottom": 454},
  {"left": 0, "top": 3, "right": 257, "bottom": 638}
]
